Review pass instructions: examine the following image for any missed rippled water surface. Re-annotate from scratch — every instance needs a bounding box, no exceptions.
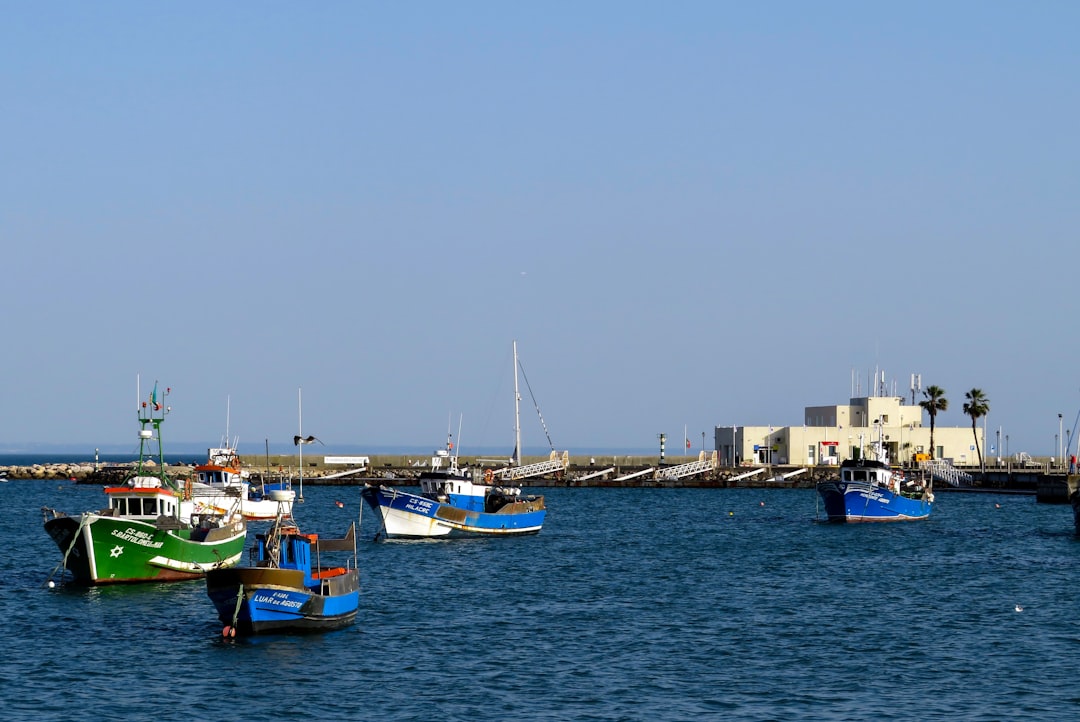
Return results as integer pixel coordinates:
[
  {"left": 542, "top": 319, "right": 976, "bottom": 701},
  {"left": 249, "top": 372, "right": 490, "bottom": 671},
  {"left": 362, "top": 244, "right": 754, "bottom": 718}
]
[{"left": 5, "top": 480, "right": 1080, "bottom": 721}]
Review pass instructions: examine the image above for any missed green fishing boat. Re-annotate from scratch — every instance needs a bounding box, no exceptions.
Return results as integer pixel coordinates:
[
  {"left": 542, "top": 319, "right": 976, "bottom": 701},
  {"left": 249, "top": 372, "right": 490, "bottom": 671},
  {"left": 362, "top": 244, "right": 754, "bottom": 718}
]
[{"left": 43, "top": 382, "right": 246, "bottom": 585}]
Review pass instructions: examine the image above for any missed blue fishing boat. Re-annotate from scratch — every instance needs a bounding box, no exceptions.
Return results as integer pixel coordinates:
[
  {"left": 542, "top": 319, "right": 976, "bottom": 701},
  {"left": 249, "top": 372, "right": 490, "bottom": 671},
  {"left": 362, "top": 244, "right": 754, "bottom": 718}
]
[
  {"left": 816, "top": 429, "right": 933, "bottom": 522},
  {"left": 361, "top": 445, "right": 547, "bottom": 538},
  {"left": 361, "top": 341, "right": 556, "bottom": 539},
  {"left": 205, "top": 493, "right": 359, "bottom": 637}
]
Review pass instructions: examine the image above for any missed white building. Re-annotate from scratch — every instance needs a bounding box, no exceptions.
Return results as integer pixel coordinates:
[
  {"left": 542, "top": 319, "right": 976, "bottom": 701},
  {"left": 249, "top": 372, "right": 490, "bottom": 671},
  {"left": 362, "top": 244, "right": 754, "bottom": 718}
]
[{"left": 715, "top": 393, "right": 985, "bottom": 468}]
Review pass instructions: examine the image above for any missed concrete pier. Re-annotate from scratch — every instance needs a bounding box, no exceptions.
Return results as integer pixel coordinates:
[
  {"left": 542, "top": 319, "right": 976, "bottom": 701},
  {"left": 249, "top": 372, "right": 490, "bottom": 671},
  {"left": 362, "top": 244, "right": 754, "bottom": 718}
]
[{"left": 0, "top": 455, "right": 1055, "bottom": 492}]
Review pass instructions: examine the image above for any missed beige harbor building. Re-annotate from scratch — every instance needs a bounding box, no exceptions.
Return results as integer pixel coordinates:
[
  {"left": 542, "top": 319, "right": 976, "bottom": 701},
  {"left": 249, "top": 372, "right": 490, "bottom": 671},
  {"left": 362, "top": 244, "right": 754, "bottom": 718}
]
[{"left": 714, "top": 392, "right": 985, "bottom": 468}]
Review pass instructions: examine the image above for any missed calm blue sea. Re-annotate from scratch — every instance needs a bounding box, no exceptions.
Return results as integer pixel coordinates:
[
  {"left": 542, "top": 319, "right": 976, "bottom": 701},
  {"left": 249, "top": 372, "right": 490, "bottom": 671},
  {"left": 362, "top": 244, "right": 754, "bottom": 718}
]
[{"left": 4, "top": 480, "right": 1079, "bottom": 721}]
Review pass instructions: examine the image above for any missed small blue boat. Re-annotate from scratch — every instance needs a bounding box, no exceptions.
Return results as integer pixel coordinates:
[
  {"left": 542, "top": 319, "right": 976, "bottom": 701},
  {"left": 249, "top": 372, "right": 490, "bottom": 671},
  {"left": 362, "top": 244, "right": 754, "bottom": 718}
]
[
  {"left": 361, "top": 446, "right": 547, "bottom": 538},
  {"left": 205, "top": 494, "right": 359, "bottom": 636},
  {"left": 817, "top": 433, "right": 933, "bottom": 522}
]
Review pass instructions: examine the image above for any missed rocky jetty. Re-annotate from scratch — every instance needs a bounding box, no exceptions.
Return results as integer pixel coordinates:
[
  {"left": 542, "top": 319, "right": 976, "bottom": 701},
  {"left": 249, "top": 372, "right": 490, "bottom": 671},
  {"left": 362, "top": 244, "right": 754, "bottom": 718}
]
[
  {"left": 0, "top": 461, "right": 191, "bottom": 483},
  {"left": 1, "top": 462, "right": 101, "bottom": 481}
]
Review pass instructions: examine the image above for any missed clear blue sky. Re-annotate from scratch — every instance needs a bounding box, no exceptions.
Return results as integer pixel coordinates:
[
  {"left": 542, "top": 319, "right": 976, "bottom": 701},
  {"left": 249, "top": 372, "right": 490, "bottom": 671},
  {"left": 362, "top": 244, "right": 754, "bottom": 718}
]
[{"left": 3, "top": 2, "right": 1078, "bottom": 456}]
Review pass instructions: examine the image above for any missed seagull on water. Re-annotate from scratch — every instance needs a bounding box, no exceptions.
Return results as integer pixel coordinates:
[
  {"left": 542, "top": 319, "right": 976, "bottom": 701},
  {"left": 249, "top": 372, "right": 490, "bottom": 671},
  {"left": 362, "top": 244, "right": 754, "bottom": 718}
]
[{"left": 1015, "top": 604, "right": 1024, "bottom": 613}]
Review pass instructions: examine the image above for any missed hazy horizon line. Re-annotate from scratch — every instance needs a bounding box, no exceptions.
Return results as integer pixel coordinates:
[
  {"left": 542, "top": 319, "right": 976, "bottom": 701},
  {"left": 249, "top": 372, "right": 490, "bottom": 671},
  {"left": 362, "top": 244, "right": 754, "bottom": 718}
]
[{"left": 0, "top": 442, "right": 667, "bottom": 458}]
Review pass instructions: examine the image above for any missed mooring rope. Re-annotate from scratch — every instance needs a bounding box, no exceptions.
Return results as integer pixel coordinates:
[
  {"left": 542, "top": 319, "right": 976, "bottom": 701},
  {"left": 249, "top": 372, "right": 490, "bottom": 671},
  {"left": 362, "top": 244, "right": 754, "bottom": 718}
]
[{"left": 231, "top": 582, "right": 245, "bottom": 631}]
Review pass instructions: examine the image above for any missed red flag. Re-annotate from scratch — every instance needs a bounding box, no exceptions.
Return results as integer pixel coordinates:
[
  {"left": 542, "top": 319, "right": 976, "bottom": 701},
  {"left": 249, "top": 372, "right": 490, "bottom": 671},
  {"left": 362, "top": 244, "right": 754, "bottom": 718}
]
[{"left": 686, "top": 439, "right": 691, "bottom": 449}]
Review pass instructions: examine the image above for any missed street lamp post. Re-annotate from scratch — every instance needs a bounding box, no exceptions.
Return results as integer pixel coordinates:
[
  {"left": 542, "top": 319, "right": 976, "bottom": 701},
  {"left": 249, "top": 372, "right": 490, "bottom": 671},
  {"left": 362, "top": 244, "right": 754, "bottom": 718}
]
[
  {"left": 908, "top": 424, "right": 914, "bottom": 466},
  {"left": 1060, "top": 413, "right": 1064, "bottom": 467}
]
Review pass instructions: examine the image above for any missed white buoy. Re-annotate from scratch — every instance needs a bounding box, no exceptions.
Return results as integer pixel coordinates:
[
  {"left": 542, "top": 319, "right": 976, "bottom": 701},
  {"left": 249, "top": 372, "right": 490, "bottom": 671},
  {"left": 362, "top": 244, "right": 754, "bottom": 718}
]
[{"left": 47, "top": 580, "right": 55, "bottom": 589}]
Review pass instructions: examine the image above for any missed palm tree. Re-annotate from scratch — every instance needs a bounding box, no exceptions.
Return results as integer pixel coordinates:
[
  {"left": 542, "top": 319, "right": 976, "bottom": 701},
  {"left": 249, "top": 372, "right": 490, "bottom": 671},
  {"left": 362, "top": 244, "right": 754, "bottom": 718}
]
[
  {"left": 919, "top": 385, "right": 948, "bottom": 459},
  {"left": 963, "top": 388, "right": 990, "bottom": 473}
]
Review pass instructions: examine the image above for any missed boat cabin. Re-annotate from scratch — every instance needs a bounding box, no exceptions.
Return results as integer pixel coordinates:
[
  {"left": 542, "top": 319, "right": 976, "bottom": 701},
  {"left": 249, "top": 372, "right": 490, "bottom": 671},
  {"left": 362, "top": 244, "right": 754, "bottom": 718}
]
[
  {"left": 255, "top": 524, "right": 357, "bottom": 590},
  {"left": 104, "top": 483, "right": 179, "bottom": 520},
  {"left": 196, "top": 466, "right": 237, "bottom": 486},
  {"left": 840, "top": 459, "right": 889, "bottom": 481}
]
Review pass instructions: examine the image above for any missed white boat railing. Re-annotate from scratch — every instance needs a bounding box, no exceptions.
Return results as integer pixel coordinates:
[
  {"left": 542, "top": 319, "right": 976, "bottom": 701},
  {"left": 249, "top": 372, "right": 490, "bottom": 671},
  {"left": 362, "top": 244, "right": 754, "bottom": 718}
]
[{"left": 921, "top": 459, "right": 972, "bottom": 487}]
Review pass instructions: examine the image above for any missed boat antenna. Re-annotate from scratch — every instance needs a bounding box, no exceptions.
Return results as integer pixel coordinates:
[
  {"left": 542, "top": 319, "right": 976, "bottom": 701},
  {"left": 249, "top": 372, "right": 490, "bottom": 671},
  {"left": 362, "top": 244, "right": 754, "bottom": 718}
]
[
  {"left": 263, "top": 438, "right": 270, "bottom": 494},
  {"left": 446, "top": 411, "right": 453, "bottom": 454}
]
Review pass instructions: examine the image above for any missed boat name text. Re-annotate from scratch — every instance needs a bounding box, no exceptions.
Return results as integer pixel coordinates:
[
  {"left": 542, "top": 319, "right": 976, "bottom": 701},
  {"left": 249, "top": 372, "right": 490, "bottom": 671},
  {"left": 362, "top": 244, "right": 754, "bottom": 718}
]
[
  {"left": 110, "top": 527, "right": 165, "bottom": 549},
  {"left": 404, "top": 498, "right": 435, "bottom": 514},
  {"left": 253, "top": 591, "right": 304, "bottom": 610}
]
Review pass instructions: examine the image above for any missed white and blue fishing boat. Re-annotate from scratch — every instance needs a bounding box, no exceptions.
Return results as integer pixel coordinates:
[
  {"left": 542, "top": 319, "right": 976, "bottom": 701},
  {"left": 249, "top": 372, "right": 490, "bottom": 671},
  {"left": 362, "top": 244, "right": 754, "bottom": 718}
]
[
  {"left": 188, "top": 400, "right": 295, "bottom": 522},
  {"left": 816, "top": 428, "right": 933, "bottom": 522},
  {"left": 205, "top": 494, "right": 359, "bottom": 637},
  {"left": 190, "top": 445, "right": 294, "bottom": 522},
  {"left": 361, "top": 341, "right": 556, "bottom": 539},
  {"left": 362, "top": 443, "right": 547, "bottom": 538}
]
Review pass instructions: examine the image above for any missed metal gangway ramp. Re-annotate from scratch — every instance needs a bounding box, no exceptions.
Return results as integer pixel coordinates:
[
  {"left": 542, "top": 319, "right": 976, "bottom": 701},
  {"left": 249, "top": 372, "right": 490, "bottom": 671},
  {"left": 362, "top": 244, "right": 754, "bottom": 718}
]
[
  {"left": 921, "top": 459, "right": 972, "bottom": 487},
  {"left": 497, "top": 450, "right": 570, "bottom": 482},
  {"left": 657, "top": 451, "right": 719, "bottom": 481},
  {"left": 613, "top": 467, "right": 656, "bottom": 483},
  {"left": 320, "top": 455, "right": 371, "bottom": 480}
]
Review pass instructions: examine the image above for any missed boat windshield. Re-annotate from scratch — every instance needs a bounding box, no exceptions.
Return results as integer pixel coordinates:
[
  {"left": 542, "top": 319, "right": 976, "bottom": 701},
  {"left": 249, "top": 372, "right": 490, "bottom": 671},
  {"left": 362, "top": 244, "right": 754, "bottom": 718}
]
[{"left": 111, "top": 495, "right": 174, "bottom": 518}]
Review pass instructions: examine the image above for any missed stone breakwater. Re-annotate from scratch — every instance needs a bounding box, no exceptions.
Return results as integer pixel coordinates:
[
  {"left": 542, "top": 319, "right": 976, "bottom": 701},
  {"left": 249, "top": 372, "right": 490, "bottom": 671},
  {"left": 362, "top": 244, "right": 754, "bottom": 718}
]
[
  {"left": 2, "top": 462, "right": 103, "bottom": 481},
  {"left": 0, "top": 461, "right": 198, "bottom": 483}
]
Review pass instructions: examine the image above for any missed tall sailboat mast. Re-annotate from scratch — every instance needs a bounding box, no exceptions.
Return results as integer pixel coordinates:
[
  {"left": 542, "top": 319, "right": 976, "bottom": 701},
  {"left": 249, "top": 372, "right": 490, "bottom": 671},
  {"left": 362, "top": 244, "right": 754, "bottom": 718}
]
[
  {"left": 513, "top": 340, "right": 522, "bottom": 467},
  {"left": 297, "top": 387, "right": 304, "bottom": 502}
]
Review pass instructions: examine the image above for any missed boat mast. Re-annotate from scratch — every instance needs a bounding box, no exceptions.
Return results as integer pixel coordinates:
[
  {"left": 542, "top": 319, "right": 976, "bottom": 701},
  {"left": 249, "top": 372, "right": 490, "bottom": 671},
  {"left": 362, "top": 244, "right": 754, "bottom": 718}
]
[
  {"left": 513, "top": 340, "right": 521, "bottom": 467},
  {"left": 136, "top": 378, "right": 170, "bottom": 486},
  {"left": 298, "top": 387, "right": 304, "bottom": 502}
]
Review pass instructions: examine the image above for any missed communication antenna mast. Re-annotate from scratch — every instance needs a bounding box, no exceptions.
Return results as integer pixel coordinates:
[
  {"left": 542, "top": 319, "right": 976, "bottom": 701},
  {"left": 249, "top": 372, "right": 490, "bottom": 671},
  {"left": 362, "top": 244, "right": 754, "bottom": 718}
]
[{"left": 910, "top": 373, "right": 922, "bottom": 405}]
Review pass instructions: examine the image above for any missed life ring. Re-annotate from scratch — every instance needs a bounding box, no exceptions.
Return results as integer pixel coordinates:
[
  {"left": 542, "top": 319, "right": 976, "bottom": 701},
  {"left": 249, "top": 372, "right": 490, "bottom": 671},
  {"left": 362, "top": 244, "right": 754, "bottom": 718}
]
[{"left": 484, "top": 469, "right": 494, "bottom": 484}]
